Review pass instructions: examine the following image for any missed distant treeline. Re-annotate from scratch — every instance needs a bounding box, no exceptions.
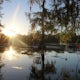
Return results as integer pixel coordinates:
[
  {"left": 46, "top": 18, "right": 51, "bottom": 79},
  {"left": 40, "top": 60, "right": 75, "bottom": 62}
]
[
  {"left": 0, "top": 33, "right": 9, "bottom": 45},
  {"left": 12, "top": 33, "right": 80, "bottom": 47}
]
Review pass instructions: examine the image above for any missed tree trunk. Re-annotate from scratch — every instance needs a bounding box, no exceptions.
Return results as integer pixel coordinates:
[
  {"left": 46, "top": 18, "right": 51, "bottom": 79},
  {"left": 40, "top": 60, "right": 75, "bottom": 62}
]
[{"left": 41, "top": 0, "right": 45, "bottom": 49}]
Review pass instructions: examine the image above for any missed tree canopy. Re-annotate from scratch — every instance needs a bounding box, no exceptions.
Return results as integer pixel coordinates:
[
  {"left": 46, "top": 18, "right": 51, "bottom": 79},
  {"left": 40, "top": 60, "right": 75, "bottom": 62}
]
[{"left": 26, "top": 0, "right": 80, "bottom": 43}]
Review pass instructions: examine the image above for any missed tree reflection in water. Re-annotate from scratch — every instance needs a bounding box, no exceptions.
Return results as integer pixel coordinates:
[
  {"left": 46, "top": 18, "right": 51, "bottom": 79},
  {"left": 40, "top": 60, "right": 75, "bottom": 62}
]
[
  {"left": 0, "top": 54, "right": 4, "bottom": 80},
  {"left": 25, "top": 49, "right": 80, "bottom": 80},
  {"left": 27, "top": 50, "right": 56, "bottom": 80}
]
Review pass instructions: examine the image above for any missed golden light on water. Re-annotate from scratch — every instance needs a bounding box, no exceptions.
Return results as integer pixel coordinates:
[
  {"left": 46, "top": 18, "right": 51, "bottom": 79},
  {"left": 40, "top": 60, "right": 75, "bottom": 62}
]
[
  {"left": 3, "top": 46, "right": 18, "bottom": 61},
  {"left": 12, "top": 66, "right": 23, "bottom": 70},
  {"left": 6, "top": 46, "right": 15, "bottom": 60}
]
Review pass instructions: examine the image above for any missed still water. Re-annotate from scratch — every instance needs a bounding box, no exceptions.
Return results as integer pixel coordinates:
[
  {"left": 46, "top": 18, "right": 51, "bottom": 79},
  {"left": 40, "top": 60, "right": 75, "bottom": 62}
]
[{"left": 0, "top": 46, "right": 80, "bottom": 80}]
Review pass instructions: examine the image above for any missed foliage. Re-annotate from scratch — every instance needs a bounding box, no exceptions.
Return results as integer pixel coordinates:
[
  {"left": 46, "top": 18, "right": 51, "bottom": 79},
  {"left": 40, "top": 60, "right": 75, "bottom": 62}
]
[
  {"left": 12, "top": 34, "right": 80, "bottom": 48},
  {"left": 60, "top": 31, "right": 76, "bottom": 43},
  {"left": 26, "top": 0, "right": 80, "bottom": 43}
]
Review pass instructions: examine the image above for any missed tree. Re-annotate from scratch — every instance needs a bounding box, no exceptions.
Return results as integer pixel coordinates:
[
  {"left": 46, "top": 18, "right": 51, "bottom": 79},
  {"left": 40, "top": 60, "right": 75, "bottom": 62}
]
[
  {"left": 27, "top": 0, "right": 80, "bottom": 44},
  {"left": 27, "top": 0, "right": 57, "bottom": 44},
  {"left": 29, "top": 0, "right": 45, "bottom": 42},
  {"left": 51, "top": 0, "right": 80, "bottom": 43},
  {"left": 27, "top": 1, "right": 49, "bottom": 80},
  {"left": 0, "top": 0, "right": 10, "bottom": 31}
]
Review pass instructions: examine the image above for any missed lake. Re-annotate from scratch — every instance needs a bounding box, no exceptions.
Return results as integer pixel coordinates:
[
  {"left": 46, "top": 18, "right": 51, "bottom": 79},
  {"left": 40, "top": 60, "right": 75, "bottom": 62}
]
[{"left": 0, "top": 46, "right": 80, "bottom": 80}]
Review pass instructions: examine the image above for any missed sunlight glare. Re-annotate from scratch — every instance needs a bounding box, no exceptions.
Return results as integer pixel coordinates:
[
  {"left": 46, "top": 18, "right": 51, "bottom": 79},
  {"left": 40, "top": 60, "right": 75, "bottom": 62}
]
[
  {"left": 12, "top": 66, "right": 23, "bottom": 70},
  {"left": 3, "top": 46, "right": 18, "bottom": 61},
  {"left": 2, "top": 26, "right": 16, "bottom": 37}
]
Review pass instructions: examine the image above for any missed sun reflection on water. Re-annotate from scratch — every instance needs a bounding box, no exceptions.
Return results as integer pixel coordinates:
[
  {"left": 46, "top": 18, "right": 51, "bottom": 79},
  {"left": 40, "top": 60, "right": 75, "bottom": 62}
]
[
  {"left": 3, "top": 46, "right": 18, "bottom": 61},
  {"left": 12, "top": 66, "right": 23, "bottom": 70}
]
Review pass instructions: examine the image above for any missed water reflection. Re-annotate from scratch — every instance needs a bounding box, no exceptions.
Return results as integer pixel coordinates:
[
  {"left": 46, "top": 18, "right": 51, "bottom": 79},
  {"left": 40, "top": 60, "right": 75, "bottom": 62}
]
[
  {"left": 3, "top": 46, "right": 18, "bottom": 61},
  {"left": 25, "top": 50, "right": 80, "bottom": 80},
  {"left": 0, "top": 54, "right": 4, "bottom": 80},
  {"left": 12, "top": 66, "right": 23, "bottom": 70},
  {"left": 27, "top": 50, "right": 56, "bottom": 80},
  {"left": 0, "top": 46, "right": 80, "bottom": 80}
]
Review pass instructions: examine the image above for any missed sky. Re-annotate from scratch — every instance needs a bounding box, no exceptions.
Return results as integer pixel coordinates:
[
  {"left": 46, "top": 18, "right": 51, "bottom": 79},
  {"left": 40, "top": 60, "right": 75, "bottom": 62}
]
[
  {"left": 0, "top": 0, "right": 51, "bottom": 35},
  {"left": 1, "top": 0, "right": 31, "bottom": 35}
]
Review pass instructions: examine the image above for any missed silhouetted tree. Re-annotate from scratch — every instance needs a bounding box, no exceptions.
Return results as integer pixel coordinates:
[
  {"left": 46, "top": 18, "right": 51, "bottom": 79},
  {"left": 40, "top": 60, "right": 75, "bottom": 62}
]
[{"left": 26, "top": 0, "right": 80, "bottom": 44}]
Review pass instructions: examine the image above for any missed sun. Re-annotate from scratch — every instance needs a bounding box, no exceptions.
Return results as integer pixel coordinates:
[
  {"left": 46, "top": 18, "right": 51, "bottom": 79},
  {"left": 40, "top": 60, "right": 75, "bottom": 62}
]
[
  {"left": 2, "top": 26, "right": 16, "bottom": 37},
  {"left": 3, "top": 30, "right": 16, "bottom": 37}
]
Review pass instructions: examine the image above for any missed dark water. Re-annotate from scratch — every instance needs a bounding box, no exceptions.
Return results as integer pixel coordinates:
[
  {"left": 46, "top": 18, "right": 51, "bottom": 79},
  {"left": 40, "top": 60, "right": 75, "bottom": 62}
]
[{"left": 0, "top": 46, "right": 80, "bottom": 80}]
